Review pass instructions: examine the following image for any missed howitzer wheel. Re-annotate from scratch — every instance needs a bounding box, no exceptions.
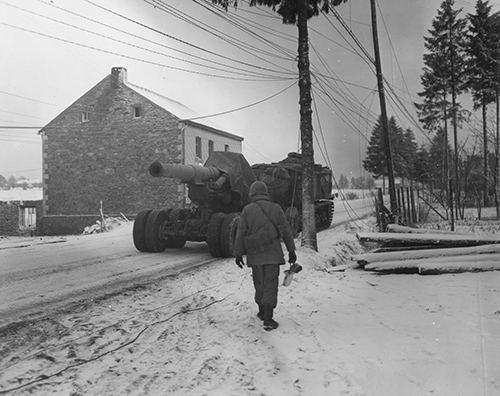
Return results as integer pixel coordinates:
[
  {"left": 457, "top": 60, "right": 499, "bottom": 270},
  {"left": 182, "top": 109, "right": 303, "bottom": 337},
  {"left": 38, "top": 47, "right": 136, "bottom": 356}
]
[
  {"left": 164, "top": 208, "right": 187, "bottom": 248},
  {"left": 133, "top": 209, "right": 152, "bottom": 252},
  {"left": 144, "top": 209, "right": 169, "bottom": 252},
  {"left": 220, "top": 213, "right": 240, "bottom": 257},
  {"left": 207, "top": 212, "right": 225, "bottom": 258},
  {"left": 315, "top": 201, "right": 334, "bottom": 231}
]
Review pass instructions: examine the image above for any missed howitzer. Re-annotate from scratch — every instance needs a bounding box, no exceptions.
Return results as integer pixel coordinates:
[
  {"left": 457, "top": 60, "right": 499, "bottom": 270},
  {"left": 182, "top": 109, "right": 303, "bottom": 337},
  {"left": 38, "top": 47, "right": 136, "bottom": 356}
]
[
  {"left": 133, "top": 151, "right": 335, "bottom": 258},
  {"left": 149, "top": 162, "right": 224, "bottom": 185},
  {"left": 134, "top": 152, "right": 255, "bottom": 257}
]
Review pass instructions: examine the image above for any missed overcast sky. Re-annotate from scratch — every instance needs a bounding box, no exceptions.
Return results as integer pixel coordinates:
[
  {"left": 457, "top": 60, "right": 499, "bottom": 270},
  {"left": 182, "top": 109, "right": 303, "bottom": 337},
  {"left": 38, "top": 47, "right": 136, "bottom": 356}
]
[{"left": 0, "top": 0, "right": 483, "bottom": 181}]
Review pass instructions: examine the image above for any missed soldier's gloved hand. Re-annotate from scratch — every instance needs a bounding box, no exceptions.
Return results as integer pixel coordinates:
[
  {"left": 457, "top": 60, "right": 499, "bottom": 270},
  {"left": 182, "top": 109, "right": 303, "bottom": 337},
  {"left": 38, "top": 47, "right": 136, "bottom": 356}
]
[
  {"left": 235, "top": 256, "right": 245, "bottom": 269},
  {"left": 288, "top": 250, "right": 297, "bottom": 264}
]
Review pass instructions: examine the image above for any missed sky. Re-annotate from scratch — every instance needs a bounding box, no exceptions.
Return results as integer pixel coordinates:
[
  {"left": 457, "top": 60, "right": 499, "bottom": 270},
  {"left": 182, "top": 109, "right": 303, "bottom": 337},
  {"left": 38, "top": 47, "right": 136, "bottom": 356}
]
[{"left": 0, "top": 0, "right": 484, "bottom": 181}]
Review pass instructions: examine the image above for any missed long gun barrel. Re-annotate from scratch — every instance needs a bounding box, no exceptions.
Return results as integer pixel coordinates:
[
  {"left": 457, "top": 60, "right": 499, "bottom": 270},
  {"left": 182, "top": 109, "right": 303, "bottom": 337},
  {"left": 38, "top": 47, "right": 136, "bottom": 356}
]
[{"left": 149, "top": 161, "right": 222, "bottom": 183}]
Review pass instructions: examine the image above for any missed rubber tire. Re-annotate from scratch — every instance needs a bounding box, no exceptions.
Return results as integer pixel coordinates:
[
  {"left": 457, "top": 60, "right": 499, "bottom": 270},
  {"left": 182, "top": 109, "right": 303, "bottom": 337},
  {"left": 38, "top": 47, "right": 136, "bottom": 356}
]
[
  {"left": 144, "top": 209, "right": 169, "bottom": 252},
  {"left": 207, "top": 212, "right": 225, "bottom": 258},
  {"left": 133, "top": 209, "right": 152, "bottom": 252},
  {"left": 164, "top": 208, "right": 187, "bottom": 248},
  {"left": 326, "top": 201, "right": 334, "bottom": 228},
  {"left": 220, "top": 213, "right": 240, "bottom": 257}
]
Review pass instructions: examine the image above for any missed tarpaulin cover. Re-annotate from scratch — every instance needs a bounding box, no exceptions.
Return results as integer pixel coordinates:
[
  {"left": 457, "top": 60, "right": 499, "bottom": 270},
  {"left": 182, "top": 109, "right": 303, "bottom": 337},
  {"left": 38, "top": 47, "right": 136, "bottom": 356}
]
[{"left": 204, "top": 151, "right": 256, "bottom": 206}]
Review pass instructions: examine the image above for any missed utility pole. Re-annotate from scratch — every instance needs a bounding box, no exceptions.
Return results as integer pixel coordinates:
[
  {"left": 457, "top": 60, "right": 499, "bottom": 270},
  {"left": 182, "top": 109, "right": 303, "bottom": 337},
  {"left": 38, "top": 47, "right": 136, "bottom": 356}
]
[
  {"left": 297, "top": 0, "right": 317, "bottom": 251},
  {"left": 370, "top": 0, "right": 397, "bottom": 217}
]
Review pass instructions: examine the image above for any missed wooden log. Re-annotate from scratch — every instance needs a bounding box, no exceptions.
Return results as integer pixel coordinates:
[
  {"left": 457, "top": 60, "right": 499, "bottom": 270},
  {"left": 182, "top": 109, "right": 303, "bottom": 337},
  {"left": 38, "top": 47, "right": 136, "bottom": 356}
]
[
  {"left": 419, "top": 260, "right": 500, "bottom": 274},
  {"left": 356, "top": 232, "right": 500, "bottom": 248},
  {"left": 352, "top": 243, "right": 500, "bottom": 266},
  {"left": 364, "top": 253, "right": 500, "bottom": 273},
  {"left": 386, "top": 224, "right": 468, "bottom": 234}
]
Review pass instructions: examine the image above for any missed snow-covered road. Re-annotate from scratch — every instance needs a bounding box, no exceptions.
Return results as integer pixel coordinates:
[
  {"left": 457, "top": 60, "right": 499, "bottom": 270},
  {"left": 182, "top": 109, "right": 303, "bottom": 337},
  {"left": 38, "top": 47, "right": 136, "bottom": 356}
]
[
  {"left": 0, "top": 196, "right": 374, "bottom": 327},
  {"left": 1, "top": 218, "right": 499, "bottom": 395},
  {"left": 0, "top": 224, "right": 216, "bottom": 327}
]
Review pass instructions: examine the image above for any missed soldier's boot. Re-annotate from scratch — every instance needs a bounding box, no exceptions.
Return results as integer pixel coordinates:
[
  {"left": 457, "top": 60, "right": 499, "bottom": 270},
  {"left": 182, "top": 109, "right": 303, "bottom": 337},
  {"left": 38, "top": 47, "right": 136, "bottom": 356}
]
[{"left": 263, "top": 305, "right": 279, "bottom": 331}]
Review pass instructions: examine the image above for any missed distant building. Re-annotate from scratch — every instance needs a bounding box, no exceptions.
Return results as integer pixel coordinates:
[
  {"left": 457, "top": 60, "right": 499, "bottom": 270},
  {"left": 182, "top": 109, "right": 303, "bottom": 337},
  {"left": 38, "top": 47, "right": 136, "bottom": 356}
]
[{"left": 39, "top": 67, "right": 243, "bottom": 235}]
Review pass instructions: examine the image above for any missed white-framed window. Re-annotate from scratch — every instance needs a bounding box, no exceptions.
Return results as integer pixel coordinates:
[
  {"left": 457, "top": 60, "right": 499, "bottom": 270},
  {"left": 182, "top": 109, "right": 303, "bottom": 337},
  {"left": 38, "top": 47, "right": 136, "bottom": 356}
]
[
  {"left": 19, "top": 206, "right": 36, "bottom": 228},
  {"left": 81, "top": 111, "right": 90, "bottom": 122},
  {"left": 224, "top": 144, "right": 229, "bottom": 152}
]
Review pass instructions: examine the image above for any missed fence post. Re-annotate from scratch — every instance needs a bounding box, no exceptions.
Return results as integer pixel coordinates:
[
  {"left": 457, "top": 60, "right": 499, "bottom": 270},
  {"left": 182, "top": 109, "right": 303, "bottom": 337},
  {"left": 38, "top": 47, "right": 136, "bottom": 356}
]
[
  {"left": 410, "top": 186, "right": 417, "bottom": 224},
  {"left": 397, "top": 188, "right": 402, "bottom": 224},
  {"left": 406, "top": 187, "right": 412, "bottom": 225},
  {"left": 401, "top": 187, "right": 407, "bottom": 225}
]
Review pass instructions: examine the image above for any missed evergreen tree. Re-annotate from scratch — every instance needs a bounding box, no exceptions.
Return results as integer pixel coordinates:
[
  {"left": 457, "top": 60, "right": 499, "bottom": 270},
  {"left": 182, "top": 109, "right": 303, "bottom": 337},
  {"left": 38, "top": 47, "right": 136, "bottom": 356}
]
[
  {"left": 416, "top": 0, "right": 469, "bottom": 216},
  {"left": 338, "top": 173, "right": 349, "bottom": 189},
  {"left": 429, "top": 128, "right": 452, "bottom": 192},
  {"left": 363, "top": 116, "right": 414, "bottom": 180},
  {"left": 414, "top": 145, "right": 432, "bottom": 185},
  {"left": 402, "top": 128, "right": 419, "bottom": 181},
  {"left": 0, "top": 174, "right": 7, "bottom": 188},
  {"left": 466, "top": 0, "right": 499, "bottom": 206},
  {"left": 7, "top": 175, "right": 17, "bottom": 189}
]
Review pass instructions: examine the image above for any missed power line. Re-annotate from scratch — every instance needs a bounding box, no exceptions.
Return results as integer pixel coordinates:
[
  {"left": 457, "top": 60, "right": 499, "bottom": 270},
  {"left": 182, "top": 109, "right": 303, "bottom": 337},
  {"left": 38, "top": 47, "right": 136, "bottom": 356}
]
[
  {"left": 0, "top": 90, "right": 62, "bottom": 107},
  {"left": 184, "top": 0, "right": 297, "bottom": 64},
  {"left": 36, "top": 0, "right": 288, "bottom": 78},
  {"left": 179, "top": 80, "right": 298, "bottom": 121},
  {"left": 83, "top": 0, "right": 292, "bottom": 76},
  {"left": 0, "top": 22, "right": 292, "bottom": 82},
  {"left": 0, "top": 108, "right": 46, "bottom": 120},
  {"left": 5, "top": 1, "right": 288, "bottom": 80}
]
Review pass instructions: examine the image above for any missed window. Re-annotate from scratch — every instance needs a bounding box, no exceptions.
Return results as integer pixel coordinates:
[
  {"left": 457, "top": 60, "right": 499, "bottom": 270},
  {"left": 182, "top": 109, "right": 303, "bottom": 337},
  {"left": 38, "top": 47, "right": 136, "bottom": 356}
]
[
  {"left": 20, "top": 206, "right": 36, "bottom": 228},
  {"left": 208, "top": 140, "right": 214, "bottom": 156},
  {"left": 81, "top": 111, "right": 89, "bottom": 122},
  {"left": 195, "top": 136, "right": 202, "bottom": 159},
  {"left": 133, "top": 106, "right": 142, "bottom": 118},
  {"left": 224, "top": 144, "right": 229, "bottom": 152}
]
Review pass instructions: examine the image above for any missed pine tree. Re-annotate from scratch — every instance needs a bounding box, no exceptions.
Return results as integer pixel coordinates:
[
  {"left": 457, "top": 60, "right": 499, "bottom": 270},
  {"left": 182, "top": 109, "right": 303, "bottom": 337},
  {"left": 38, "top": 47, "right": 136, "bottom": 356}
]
[
  {"left": 363, "top": 116, "right": 415, "bottom": 182},
  {"left": 429, "top": 128, "right": 452, "bottom": 193},
  {"left": 363, "top": 117, "right": 386, "bottom": 178},
  {"left": 338, "top": 174, "right": 349, "bottom": 189},
  {"left": 466, "top": 0, "right": 499, "bottom": 206},
  {"left": 414, "top": 145, "right": 432, "bottom": 185},
  {"left": 416, "top": 0, "right": 469, "bottom": 216}
]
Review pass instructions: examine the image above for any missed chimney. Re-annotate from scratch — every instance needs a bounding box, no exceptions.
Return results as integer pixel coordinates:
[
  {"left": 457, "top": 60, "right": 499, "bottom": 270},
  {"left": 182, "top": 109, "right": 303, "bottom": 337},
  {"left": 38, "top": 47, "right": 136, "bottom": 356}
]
[{"left": 111, "top": 67, "right": 127, "bottom": 83}]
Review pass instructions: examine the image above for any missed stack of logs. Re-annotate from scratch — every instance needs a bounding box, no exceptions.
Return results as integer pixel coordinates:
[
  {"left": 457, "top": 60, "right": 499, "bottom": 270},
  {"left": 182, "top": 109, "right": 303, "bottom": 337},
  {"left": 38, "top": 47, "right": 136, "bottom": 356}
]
[{"left": 352, "top": 224, "right": 500, "bottom": 275}]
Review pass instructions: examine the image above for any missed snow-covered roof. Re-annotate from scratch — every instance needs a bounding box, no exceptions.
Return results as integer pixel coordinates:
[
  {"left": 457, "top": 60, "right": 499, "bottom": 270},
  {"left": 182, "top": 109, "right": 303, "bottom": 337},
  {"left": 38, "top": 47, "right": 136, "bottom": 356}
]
[{"left": 127, "top": 82, "right": 242, "bottom": 141}]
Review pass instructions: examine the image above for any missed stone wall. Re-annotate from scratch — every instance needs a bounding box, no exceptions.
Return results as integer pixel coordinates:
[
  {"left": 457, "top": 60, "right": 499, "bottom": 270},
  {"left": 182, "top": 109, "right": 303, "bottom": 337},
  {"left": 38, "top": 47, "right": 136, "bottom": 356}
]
[
  {"left": 41, "top": 69, "right": 183, "bottom": 220},
  {"left": 0, "top": 200, "right": 42, "bottom": 236}
]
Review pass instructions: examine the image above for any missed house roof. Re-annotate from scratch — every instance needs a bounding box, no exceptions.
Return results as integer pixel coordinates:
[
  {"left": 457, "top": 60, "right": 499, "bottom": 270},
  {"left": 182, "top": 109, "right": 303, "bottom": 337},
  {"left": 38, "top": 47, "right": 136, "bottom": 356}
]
[
  {"left": 41, "top": 68, "right": 244, "bottom": 142},
  {"left": 126, "top": 82, "right": 243, "bottom": 142}
]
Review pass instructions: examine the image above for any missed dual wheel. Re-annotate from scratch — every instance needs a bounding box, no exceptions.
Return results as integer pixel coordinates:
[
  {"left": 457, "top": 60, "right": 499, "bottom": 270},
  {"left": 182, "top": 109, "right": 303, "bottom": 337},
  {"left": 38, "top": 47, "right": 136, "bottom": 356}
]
[
  {"left": 206, "top": 212, "right": 240, "bottom": 258},
  {"left": 133, "top": 208, "right": 186, "bottom": 253}
]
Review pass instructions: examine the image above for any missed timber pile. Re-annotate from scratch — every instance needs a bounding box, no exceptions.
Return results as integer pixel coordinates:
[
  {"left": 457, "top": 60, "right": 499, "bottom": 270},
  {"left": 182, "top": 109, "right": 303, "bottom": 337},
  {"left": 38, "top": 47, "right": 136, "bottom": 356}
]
[{"left": 353, "top": 227, "right": 500, "bottom": 275}]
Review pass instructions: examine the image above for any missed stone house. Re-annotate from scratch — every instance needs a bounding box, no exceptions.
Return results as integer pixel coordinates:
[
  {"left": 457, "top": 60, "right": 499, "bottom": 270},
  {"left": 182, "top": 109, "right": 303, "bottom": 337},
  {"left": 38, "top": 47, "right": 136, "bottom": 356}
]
[{"left": 39, "top": 67, "right": 243, "bottom": 235}]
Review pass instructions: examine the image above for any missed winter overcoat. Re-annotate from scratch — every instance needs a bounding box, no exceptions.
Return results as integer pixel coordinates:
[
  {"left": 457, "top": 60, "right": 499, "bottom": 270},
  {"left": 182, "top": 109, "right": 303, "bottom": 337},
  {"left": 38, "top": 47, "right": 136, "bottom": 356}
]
[{"left": 233, "top": 193, "right": 295, "bottom": 267}]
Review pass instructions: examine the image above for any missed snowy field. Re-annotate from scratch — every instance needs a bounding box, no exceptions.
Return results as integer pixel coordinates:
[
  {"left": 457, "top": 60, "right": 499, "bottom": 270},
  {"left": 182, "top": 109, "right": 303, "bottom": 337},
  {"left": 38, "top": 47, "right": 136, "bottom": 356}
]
[
  {"left": 0, "top": 188, "right": 42, "bottom": 202},
  {"left": 1, "top": 215, "right": 499, "bottom": 395}
]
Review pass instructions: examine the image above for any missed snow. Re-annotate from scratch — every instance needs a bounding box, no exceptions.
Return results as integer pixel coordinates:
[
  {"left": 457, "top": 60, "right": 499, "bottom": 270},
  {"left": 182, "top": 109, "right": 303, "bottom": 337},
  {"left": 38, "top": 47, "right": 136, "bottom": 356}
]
[{"left": 0, "top": 217, "right": 499, "bottom": 395}]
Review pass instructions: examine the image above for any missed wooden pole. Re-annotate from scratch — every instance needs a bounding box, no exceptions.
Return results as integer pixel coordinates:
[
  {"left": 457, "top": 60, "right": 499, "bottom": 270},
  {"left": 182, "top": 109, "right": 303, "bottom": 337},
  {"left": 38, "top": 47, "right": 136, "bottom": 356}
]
[
  {"left": 370, "top": 0, "right": 397, "bottom": 218},
  {"left": 410, "top": 187, "right": 417, "bottom": 224}
]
